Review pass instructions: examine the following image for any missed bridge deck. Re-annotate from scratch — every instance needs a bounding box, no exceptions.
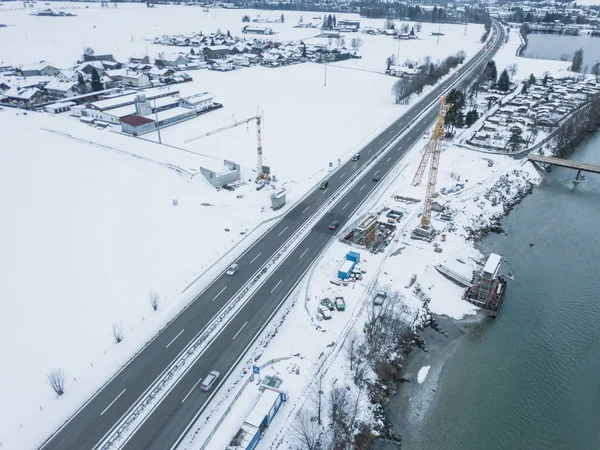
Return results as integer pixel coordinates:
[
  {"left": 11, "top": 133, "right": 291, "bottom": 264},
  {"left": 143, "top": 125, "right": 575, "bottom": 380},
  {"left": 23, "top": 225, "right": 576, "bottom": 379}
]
[{"left": 528, "top": 154, "right": 600, "bottom": 174}]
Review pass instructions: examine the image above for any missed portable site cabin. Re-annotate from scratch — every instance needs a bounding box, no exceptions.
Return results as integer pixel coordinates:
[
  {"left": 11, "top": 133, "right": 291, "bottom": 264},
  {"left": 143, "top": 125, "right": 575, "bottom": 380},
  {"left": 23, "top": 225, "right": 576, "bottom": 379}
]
[
  {"left": 228, "top": 388, "right": 287, "bottom": 450},
  {"left": 338, "top": 260, "right": 355, "bottom": 280}
]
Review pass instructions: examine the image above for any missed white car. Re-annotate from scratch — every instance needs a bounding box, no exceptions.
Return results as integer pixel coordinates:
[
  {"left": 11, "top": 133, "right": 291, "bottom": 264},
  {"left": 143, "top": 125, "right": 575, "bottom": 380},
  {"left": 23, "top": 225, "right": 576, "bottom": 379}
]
[
  {"left": 200, "top": 370, "right": 220, "bottom": 392},
  {"left": 226, "top": 264, "right": 239, "bottom": 276},
  {"left": 318, "top": 306, "right": 332, "bottom": 320}
]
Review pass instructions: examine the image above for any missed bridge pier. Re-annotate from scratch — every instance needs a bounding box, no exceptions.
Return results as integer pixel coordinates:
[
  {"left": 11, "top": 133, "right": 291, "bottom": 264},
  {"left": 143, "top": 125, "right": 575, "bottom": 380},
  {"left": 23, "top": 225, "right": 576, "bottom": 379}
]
[{"left": 574, "top": 169, "right": 583, "bottom": 183}]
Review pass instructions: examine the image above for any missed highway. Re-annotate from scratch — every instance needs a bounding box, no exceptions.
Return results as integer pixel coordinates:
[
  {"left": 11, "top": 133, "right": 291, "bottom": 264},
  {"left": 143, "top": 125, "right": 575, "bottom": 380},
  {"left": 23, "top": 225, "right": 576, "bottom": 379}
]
[{"left": 39, "top": 21, "right": 505, "bottom": 450}]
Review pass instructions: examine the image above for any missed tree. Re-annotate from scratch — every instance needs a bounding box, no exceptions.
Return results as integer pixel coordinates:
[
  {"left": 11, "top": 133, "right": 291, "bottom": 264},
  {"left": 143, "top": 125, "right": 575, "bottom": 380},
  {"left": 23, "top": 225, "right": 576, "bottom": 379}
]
[
  {"left": 148, "top": 290, "right": 160, "bottom": 311},
  {"left": 332, "top": 14, "right": 336, "bottom": 28},
  {"left": 543, "top": 73, "right": 549, "bottom": 86},
  {"left": 445, "top": 89, "right": 466, "bottom": 129},
  {"left": 77, "top": 72, "right": 85, "bottom": 84},
  {"left": 190, "top": 48, "right": 195, "bottom": 55},
  {"left": 226, "top": 30, "right": 230, "bottom": 37},
  {"left": 47, "top": 368, "right": 66, "bottom": 396},
  {"left": 84, "top": 47, "right": 95, "bottom": 57},
  {"left": 592, "top": 62, "right": 600, "bottom": 82},
  {"left": 508, "top": 127, "right": 525, "bottom": 152},
  {"left": 386, "top": 54, "right": 396, "bottom": 70},
  {"left": 242, "top": 15, "right": 250, "bottom": 23},
  {"left": 521, "top": 82, "right": 528, "bottom": 94},
  {"left": 91, "top": 68, "right": 104, "bottom": 92},
  {"left": 507, "top": 63, "right": 518, "bottom": 81},
  {"left": 292, "top": 408, "right": 322, "bottom": 450},
  {"left": 280, "top": 13, "right": 285, "bottom": 23},
  {"left": 351, "top": 37, "right": 363, "bottom": 52},
  {"left": 572, "top": 48, "right": 584, "bottom": 72},
  {"left": 302, "top": 44, "right": 307, "bottom": 58},
  {"left": 528, "top": 73, "right": 536, "bottom": 85},
  {"left": 497, "top": 69, "right": 510, "bottom": 91},
  {"left": 415, "top": 22, "right": 422, "bottom": 32},
  {"left": 384, "top": 18, "right": 395, "bottom": 30},
  {"left": 113, "top": 322, "right": 124, "bottom": 344},
  {"left": 465, "top": 109, "right": 479, "bottom": 127},
  {"left": 410, "top": 26, "right": 415, "bottom": 36},
  {"left": 392, "top": 78, "right": 410, "bottom": 104},
  {"left": 400, "top": 22, "right": 410, "bottom": 34},
  {"left": 484, "top": 60, "right": 497, "bottom": 84}
]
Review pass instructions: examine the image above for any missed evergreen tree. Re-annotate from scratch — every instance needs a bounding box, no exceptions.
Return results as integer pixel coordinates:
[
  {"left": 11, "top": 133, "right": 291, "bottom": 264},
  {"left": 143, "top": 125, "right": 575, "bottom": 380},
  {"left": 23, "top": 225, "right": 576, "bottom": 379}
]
[
  {"left": 91, "top": 68, "right": 103, "bottom": 92},
  {"left": 484, "top": 60, "right": 497, "bottom": 83},
  {"left": 445, "top": 89, "right": 466, "bottom": 129},
  {"left": 528, "top": 73, "right": 536, "bottom": 85},
  {"left": 280, "top": 14, "right": 285, "bottom": 23},
  {"left": 77, "top": 73, "right": 85, "bottom": 84},
  {"left": 410, "top": 26, "right": 415, "bottom": 36},
  {"left": 302, "top": 44, "right": 307, "bottom": 58},
  {"left": 508, "top": 127, "right": 525, "bottom": 152},
  {"left": 190, "top": 48, "right": 195, "bottom": 55},
  {"left": 521, "top": 82, "right": 528, "bottom": 94},
  {"left": 572, "top": 48, "right": 584, "bottom": 72},
  {"left": 497, "top": 69, "right": 510, "bottom": 91},
  {"left": 465, "top": 109, "right": 479, "bottom": 127},
  {"left": 591, "top": 62, "right": 600, "bottom": 82},
  {"left": 542, "top": 73, "right": 549, "bottom": 86}
]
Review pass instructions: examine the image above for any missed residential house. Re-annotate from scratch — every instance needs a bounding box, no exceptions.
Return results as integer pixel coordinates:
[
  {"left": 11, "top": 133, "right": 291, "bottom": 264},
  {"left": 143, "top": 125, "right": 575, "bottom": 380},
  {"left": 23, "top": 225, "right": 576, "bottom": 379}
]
[
  {"left": 230, "top": 55, "right": 250, "bottom": 67},
  {"left": 180, "top": 92, "right": 215, "bottom": 111},
  {"left": 203, "top": 45, "right": 230, "bottom": 60},
  {"left": 129, "top": 54, "right": 151, "bottom": 65},
  {"left": 3, "top": 87, "right": 46, "bottom": 107},
  {"left": 44, "top": 79, "right": 78, "bottom": 98},
  {"left": 55, "top": 69, "right": 77, "bottom": 82},
  {"left": 121, "top": 72, "right": 151, "bottom": 88},
  {"left": 156, "top": 53, "right": 190, "bottom": 67},
  {"left": 77, "top": 61, "right": 105, "bottom": 76},
  {"left": 106, "top": 69, "right": 128, "bottom": 82},
  {"left": 230, "top": 41, "right": 252, "bottom": 54},
  {"left": 148, "top": 67, "right": 176, "bottom": 82},
  {"left": 83, "top": 53, "right": 116, "bottom": 62},
  {"left": 20, "top": 61, "right": 61, "bottom": 77},
  {"left": 0, "top": 78, "right": 11, "bottom": 93}
]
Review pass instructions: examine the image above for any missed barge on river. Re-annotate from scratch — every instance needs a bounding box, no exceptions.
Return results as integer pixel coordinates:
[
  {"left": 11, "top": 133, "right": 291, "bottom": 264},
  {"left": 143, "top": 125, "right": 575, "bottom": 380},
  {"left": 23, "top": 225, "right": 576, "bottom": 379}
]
[{"left": 463, "top": 253, "right": 507, "bottom": 318}]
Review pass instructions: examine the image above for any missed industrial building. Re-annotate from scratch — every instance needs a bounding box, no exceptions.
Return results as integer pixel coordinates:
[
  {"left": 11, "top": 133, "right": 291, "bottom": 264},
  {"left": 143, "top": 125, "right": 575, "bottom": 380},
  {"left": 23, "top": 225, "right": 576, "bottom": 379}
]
[
  {"left": 199, "top": 160, "right": 241, "bottom": 187},
  {"left": 463, "top": 253, "right": 507, "bottom": 317}
]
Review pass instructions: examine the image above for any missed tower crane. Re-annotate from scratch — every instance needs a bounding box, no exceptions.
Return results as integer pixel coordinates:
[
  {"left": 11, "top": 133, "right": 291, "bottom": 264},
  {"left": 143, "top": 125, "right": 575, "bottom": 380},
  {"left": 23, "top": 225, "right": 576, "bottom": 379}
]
[
  {"left": 412, "top": 96, "right": 451, "bottom": 231},
  {"left": 183, "top": 108, "right": 268, "bottom": 180}
]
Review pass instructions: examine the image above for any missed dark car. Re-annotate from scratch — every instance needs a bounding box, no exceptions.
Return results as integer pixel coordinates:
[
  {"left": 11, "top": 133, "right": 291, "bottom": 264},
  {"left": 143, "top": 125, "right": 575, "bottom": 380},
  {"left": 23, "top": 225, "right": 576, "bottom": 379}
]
[
  {"left": 200, "top": 370, "right": 220, "bottom": 391},
  {"left": 328, "top": 220, "right": 340, "bottom": 230},
  {"left": 319, "top": 180, "right": 329, "bottom": 190},
  {"left": 373, "top": 175, "right": 380, "bottom": 182}
]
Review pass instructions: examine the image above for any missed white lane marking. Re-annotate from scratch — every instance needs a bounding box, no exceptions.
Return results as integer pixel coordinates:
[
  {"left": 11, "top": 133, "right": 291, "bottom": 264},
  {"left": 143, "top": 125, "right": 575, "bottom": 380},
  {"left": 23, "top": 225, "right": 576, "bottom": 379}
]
[
  {"left": 278, "top": 226, "right": 288, "bottom": 236},
  {"left": 181, "top": 379, "right": 202, "bottom": 404},
  {"left": 386, "top": 157, "right": 392, "bottom": 162},
  {"left": 100, "top": 389, "right": 127, "bottom": 416},
  {"left": 299, "top": 248, "right": 310, "bottom": 259},
  {"left": 212, "top": 286, "right": 227, "bottom": 302},
  {"left": 343, "top": 202, "right": 350, "bottom": 210},
  {"left": 249, "top": 252, "right": 262, "bottom": 264},
  {"left": 359, "top": 184, "right": 366, "bottom": 191},
  {"left": 270, "top": 279, "right": 283, "bottom": 294},
  {"left": 302, "top": 204, "right": 311, "bottom": 213},
  {"left": 166, "top": 329, "right": 185, "bottom": 349},
  {"left": 367, "top": 149, "right": 372, "bottom": 153},
  {"left": 373, "top": 170, "right": 380, "bottom": 176},
  {"left": 322, "top": 189, "right": 328, "bottom": 195},
  {"left": 378, "top": 138, "right": 385, "bottom": 143},
  {"left": 232, "top": 321, "right": 248, "bottom": 340},
  {"left": 339, "top": 172, "right": 346, "bottom": 178}
]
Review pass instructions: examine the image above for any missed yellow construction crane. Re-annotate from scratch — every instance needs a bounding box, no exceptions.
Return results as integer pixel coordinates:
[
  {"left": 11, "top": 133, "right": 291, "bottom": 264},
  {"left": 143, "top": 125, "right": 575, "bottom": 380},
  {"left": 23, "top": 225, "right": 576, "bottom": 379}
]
[
  {"left": 412, "top": 96, "right": 451, "bottom": 230},
  {"left": 183, "top": 108, "right": 268, "bottom": 180}
]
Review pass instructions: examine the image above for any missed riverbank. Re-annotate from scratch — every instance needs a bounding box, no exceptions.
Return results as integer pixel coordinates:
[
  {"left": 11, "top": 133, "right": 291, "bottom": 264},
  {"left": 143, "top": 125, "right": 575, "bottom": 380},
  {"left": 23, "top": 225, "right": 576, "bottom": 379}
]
[{"left": 379, "top": 128, "right": 600, "bottom": 449}]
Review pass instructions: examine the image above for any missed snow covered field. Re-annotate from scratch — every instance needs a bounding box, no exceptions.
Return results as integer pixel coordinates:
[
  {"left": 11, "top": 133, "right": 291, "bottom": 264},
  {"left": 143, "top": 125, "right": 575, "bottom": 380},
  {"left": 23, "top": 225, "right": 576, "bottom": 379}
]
[{"left": 0, "top": 3, "right": 489, "bottom": 449}]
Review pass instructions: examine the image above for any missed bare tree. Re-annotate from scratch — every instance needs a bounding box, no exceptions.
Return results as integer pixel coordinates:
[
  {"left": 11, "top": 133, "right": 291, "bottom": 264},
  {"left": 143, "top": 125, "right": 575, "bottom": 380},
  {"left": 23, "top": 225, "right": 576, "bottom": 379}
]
[
  {"left": 310, "top": 371, "right": 325, "bottom": 425},
  {"left": 392, "top": 78, "right": 411, "bottom": 104},
  {"left": 507, "top": 63, "right": 518, "bottom": 81},
  {"left": 415, "top": 22, "right": 423, "bottom": 32},
  {"left": 292, "top": 408, "right": 322, "bottom": 450},
  {"left": 113, "top": 322, "right": 124, "bottom": 344},
  {"left": 350, "top": 37, "right": 363, "bottom": 52},
  {"left": 329, "top": 384, "right": 350, "bottom": 447},
  {"left": 47, "top": 368, "right": 66, "bottom": 396},
  {"left": 400, "top": 22, "right": 410, "bottom": 34},
  {"left": 591, "top": 61, "right": 600, "bottom": 82},
  {"left": 148, "top": 290, "right": 160, "bottom": 311},
  {"left": 344, "top": 329, "right": 361, "bottom": 371}
]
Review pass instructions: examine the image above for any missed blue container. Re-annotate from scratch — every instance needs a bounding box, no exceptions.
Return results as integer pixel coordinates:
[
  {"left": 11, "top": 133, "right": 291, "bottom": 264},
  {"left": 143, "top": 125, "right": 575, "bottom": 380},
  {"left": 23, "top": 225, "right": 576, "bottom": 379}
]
[
  {"left": 346, "top": 251, "right": 360, "bottom": 263},
  {"left": 338, "top": 260, "right": 355, "bottom": 280}
]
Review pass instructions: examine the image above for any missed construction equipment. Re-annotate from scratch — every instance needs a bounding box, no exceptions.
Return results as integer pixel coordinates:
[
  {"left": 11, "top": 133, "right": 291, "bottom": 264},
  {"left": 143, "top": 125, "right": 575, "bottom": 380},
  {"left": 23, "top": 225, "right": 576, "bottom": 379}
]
[
  {"left": 412, "top": 96, "right": 451, "bottom": 230},
  {"left": 183, "top": 108, "right": 268, "bottom": 180}
]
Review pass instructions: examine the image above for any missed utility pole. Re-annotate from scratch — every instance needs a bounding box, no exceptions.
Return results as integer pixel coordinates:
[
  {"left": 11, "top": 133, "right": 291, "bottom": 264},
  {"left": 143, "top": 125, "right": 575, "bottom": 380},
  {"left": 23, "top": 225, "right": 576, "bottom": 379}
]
[
  {"left": 396, "top": 35, "right": 401, "bottom": 63},
  {"left": 153, "top": 98, "right": 162, "bottom": 144}
]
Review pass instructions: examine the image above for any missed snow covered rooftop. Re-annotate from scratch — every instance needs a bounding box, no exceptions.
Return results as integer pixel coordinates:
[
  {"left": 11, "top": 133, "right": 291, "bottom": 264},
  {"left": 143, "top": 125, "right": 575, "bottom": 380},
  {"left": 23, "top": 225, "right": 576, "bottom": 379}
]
[{"left": 482, "top": 253, "right": 501, "bottom": 276}]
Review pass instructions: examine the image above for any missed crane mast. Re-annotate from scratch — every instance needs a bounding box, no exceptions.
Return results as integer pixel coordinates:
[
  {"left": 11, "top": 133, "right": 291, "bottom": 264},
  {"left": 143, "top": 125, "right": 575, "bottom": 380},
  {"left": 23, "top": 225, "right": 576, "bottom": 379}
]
[{"left": 412, "top": 96, "right": 450, "bottom": 230}]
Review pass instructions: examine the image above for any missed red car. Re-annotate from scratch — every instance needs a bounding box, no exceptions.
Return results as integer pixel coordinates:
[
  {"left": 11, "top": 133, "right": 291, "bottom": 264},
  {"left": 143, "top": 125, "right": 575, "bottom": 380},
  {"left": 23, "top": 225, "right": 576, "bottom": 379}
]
[{"left": 328, "top": 221, "right": 340, "bottom": 230}]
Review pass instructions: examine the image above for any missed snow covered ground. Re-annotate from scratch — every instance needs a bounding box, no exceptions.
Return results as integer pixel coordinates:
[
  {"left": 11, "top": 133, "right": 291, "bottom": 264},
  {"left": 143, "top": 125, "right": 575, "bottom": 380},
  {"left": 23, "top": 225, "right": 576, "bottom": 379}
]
[
  {"left": 0, "top": 3, "right": 489, "bottom": 449},
  {"left": 178, "top": 133, "right": 543, "bottom": 449}
]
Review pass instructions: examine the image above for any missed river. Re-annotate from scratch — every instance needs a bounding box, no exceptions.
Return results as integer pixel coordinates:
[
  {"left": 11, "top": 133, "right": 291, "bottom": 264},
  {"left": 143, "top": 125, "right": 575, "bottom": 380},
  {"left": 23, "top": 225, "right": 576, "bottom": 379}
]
[
  {"left": 379, "top": 131, "right": 600, "bottom": 449},
  {"left": 523, "top": 33, "right": 600, "bottom": 68}
]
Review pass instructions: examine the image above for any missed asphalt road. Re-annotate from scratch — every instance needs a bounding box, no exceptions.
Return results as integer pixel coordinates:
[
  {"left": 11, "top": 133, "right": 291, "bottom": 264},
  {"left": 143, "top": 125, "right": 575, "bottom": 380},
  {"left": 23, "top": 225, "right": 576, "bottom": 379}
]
[{"left": 39, "top": 21, "right": 505, "bottom": 450}]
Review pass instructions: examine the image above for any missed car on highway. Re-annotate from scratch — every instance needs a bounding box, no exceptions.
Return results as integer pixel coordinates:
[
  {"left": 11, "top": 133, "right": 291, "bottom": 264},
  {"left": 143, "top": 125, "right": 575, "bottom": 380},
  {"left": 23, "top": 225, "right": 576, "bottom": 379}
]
[
  {"left": 351, "top": 153, "right": 360, "bottom": 161},
  {"left": 319, "top": 180, "right": 329, "bottom": 190},
  {"left": 200, "top": 370, "right": 220, "bottom": 391},
  {"left": 373, "top": 175, "right": 380, "bottom": 182},
  {"left": 328, "top": 220, "right": 340, "bottom": 230},
  {"left": 226, "top": 264, "right": 239, "bottom": 276}
]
